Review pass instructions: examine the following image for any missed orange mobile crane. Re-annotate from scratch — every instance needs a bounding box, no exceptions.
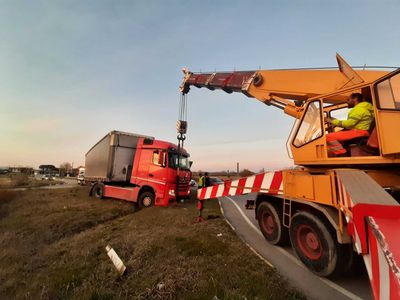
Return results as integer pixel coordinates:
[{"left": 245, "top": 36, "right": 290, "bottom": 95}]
[{"left": 180, "top": 54, "right": 400, "bottom": 299}]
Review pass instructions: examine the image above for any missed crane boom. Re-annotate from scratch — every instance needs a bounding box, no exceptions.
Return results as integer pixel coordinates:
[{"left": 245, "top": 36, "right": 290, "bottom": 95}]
[{"left": 180, "top": 57, "right": 388, "bottom": 118}]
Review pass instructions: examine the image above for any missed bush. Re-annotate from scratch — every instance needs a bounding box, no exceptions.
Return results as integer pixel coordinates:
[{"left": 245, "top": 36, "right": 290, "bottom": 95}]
[{"left": 10, "top": 174, "right": 30, "bottom": 187}]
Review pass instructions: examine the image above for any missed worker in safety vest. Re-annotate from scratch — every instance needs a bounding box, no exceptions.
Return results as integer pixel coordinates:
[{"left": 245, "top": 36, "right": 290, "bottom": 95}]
[
  {"left": 196, "top": 172, "right": 205, "bottom": 222},
  {"left": 204, "top": 172, "right": 211, "bottom": 187},
  {"left": 325, "top": 93, "right": 374, "bottom": 156},
  {"left": 198, "top": 172, "right": 205, "bottom": 188}
]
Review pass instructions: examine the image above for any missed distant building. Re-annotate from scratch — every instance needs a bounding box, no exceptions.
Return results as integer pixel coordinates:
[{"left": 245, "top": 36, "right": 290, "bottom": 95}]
[{"left": 8, "top": 167, "right": 34, "bottom": 175}]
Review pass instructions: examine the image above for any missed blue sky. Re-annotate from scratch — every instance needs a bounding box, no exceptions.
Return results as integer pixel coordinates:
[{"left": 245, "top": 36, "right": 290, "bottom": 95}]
[{"left": 1, "top": 0, "right": 399, "bottom": 171}]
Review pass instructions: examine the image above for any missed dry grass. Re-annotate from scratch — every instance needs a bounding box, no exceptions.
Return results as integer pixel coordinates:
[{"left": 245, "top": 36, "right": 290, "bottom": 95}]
[
  {"left": 0, "top": 174, "right": 64, "bottom": 189},
  {"left": 0, "top": 187, "right": 304, "bottom": 300}
]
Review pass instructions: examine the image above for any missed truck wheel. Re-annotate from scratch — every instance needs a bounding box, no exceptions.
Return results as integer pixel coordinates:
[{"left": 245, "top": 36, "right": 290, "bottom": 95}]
[
  {"left": 257, "top": 202, "right": 289, "bottom": 245},
  {"left": 92, "top": 183, "right": 104, "bottom": 199},
  {"left": 289, "top": 211, "right": 351, "bottom": 277},
  {"left": 138, "top": 191, "right": 154, "bottom": 208}
]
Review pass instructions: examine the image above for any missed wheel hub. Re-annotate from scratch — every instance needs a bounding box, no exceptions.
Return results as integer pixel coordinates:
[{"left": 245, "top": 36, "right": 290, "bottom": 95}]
[
  {"left": 296, "top": 224, "right": 322, "bottom": 260},
  {"left": 305, "top": 232, "right": 319, "bottom": 250},
  {"left": 143, "top": 196, "right": 152, "bottom": 207},
  {"left": 262, "top": 212, "right": 275, "bottom": 235}
]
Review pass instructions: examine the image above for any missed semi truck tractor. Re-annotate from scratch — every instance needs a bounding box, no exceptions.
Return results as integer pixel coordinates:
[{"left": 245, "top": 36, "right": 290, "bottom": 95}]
[
  {"left": 180, "top": 54, "right": 400, "bottom": 299},
  {"left": 85, "top": 131, "right": 191, "bottom": 207},
  {"left": 77, "top": 167, "right": 85, "bottom": 185}
]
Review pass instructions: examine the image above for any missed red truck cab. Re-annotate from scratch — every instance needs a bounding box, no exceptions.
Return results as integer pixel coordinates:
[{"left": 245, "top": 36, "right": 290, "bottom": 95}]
[
  {"left": 129, "top": 139, "right": 191, "bottom": 206},
  {"left": 85, "top": 131, "right": 191, "bottom": 207}
]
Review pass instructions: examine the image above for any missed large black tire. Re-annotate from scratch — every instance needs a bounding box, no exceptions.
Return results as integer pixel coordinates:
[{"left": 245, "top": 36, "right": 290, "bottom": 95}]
[
  {"left": 257, "top": 201, "right": 289, "bottom": 246},
  {"left": 92, "top": 183, "right": 104, "bottom": 199},
  {"left": 138, "top": 191, "right": 155, "bottom": 208},
  {"left": 289, "top": 211, "right": 353, "bottom": 278}
]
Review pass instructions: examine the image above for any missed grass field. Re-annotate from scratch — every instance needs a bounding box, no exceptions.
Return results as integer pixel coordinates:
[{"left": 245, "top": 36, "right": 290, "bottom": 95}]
[
  {"left": 0, "top": 187, "right": 304, "bottom": 299},
  {"left": 0, "top": 174, "right": 64, "bottom": 189}
]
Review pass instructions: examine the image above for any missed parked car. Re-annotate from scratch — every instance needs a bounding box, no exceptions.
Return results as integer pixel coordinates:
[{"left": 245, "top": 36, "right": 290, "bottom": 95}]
[
  {"left": 190, "top": 179, "right": 198, "bottom": 189},
  {"left": 41, "top": 174, "right": 55, "bottom": 181},
  {"left": 209, "top": 177, "right": 224, "bottom": 186},
  {"left": 191, "top": 177, "right": 224, "bottom": 189},
  {"left": 0, "top": 169, "right": 10, "bottom": 175}
]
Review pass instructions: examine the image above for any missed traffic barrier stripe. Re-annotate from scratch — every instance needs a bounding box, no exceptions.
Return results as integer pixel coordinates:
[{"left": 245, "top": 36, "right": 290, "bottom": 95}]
[{"left": 196, "top": 171, "right": 283, "bottom": 200}]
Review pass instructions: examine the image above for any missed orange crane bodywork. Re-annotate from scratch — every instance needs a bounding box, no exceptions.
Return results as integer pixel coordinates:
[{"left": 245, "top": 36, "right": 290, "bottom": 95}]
[
  {"left": 181, "top": 55, "right": 400, "bottom": 299},
  {"left": 181, "top": 54, "right": 400, "bottom": 166}
]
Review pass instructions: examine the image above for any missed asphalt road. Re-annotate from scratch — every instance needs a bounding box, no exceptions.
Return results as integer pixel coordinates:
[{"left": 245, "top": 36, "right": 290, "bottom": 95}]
[{"left": 217, "top": 194, "right": 373, "bottom": 300}]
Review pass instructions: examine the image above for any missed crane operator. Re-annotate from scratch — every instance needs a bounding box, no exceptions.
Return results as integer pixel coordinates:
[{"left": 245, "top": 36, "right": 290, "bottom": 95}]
[{"left": 325, "top": 93, "right": 374, "bottom": 156}]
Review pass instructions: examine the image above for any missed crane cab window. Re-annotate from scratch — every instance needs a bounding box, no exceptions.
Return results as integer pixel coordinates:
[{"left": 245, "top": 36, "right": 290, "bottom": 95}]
[
  {"left": 330, "top": 107, "right": 350, "bottom": 124},
  {"left": 323, "top": 87, "right": 379, "bottom": 157},
  {"left": 376, "top": 72, "right": 400, "bottom": 110},
  {"left": 293, "top": 100, "right": 323, "bottom": 147},
  {"left": 324, "top": 87, "right": 374, "bottom": 134}
]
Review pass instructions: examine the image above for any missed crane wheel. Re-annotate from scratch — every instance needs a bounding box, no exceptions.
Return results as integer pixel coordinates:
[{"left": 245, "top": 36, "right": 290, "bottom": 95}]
[
  {"left": 138, "top": 191, "right": 155, "bottom": 208},
  {"left": 289, "top": 211, "right": 352, "bottom": 278},
  {"left": 92, "top": 183, "right": 104, "bottom": 199},
  {"left": 257, "top": 202, "right": 289, "bottom": 246}
]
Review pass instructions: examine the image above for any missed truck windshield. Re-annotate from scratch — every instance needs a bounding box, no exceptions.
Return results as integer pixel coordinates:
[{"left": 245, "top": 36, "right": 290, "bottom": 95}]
[{"left": 168, "top": 153, "right": 190, "bottom": 170}]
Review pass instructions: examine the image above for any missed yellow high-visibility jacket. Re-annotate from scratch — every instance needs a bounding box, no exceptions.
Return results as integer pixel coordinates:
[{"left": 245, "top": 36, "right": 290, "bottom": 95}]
[
  {"left": 332, "top": 102, "right": 374, "bottom": 130},
  {"left": 198, "top": 176, "right": 205, "bottom": 188}
]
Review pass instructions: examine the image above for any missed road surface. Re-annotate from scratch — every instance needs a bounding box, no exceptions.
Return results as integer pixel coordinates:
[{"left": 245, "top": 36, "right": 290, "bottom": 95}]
[{"left": 218, "top": 194, "right": 373, "bottom": 300}]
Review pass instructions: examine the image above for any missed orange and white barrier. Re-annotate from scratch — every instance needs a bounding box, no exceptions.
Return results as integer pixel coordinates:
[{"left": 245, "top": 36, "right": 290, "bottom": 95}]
[{"left": 197, "top": 171, "right": 283, "bottom": 200}]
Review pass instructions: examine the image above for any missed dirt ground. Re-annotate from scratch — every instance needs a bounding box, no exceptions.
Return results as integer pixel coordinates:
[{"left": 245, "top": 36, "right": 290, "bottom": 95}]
[{"left": 0, "top": 187, "right": 304, "bottom": 300}]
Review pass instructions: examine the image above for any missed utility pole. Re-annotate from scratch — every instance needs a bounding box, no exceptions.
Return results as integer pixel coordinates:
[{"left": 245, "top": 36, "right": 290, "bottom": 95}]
[{"left": 236, "top": 162, "right": 239, "bottom": 176}]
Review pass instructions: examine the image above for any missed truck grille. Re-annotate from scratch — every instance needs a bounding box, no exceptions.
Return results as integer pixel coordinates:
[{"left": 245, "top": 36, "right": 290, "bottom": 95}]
[
  {"left": 178, "top": 183, "right": 189, "bottom": 191},
  {"left": 177, "top": 177, "right": 189, "bottom": 193}
]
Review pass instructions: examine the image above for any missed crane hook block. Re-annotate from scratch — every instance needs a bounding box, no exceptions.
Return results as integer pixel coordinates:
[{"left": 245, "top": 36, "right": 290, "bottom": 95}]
[{"left": 176, "top": 120, "right": 187, "bottom": 134}]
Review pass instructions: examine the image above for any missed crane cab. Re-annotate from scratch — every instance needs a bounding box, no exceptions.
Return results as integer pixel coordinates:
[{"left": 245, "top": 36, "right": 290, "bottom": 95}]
[{"left": 290, "top": 69, "right": 400, "bottom": 167}]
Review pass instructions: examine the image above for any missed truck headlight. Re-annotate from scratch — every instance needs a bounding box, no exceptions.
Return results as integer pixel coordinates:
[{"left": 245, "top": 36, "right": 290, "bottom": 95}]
[{"left": 168, "top": 189, "right": 175, "bottom": 196}]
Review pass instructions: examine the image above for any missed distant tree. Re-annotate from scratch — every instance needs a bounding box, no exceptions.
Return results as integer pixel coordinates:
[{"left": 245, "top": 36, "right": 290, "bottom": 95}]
[
  {"left": 59, "top": 162, "right": 72, "bottom": 170},
  {"left": 39, "top": 164, "right": 56, "bottom": 170},
  {"left": 39, "top": 165, "right": 57, "bottom": 174},
  {"left": 59, "top": 162, "right": 72, "bottom": 177},
  {"left": 240, "top": 169, "right": 255, "bottom": 177}
]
